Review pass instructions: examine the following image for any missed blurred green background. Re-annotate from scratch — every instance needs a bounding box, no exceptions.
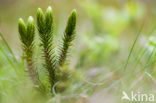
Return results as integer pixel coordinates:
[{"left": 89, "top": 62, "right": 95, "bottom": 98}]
[
  {"left": 0, "top": 0, "right": 156, "bottom": 103},
  {"left": 0, "top": 0, "right": 156, "bottom": 65}
]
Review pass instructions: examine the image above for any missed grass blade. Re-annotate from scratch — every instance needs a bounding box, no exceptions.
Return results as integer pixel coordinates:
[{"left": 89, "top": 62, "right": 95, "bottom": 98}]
[
  {"left": 0, "top": 32, "right": 17, "bottom": 62},
  {"left": 123, "top": 24, "right": 144, "bottom": 71}
]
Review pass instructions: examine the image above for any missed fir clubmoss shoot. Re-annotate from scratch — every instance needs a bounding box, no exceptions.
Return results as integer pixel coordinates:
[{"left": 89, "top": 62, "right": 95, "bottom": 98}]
[
  {"left": 37, "top": 6, "right": 56, "bottom": 88},
  {"left": 57, "top": 9, "right": 77, "bottom": 67},
  {"left": 18, "top": 16, "right": 39, "bottom": 85}
]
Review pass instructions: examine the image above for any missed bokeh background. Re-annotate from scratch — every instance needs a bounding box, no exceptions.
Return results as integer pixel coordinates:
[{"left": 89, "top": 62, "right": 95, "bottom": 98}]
[{"left": 0, "top": 0, "right": 156, "bottom": 103}]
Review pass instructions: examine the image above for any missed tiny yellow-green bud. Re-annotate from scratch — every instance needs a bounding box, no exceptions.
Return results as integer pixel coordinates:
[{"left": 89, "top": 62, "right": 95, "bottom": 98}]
[
  {"left": 37, "top": 8, "right": 43, "bottom": 14},
  {"left": 18, "top": 18, "right": 27, "bottom": 43},
  {"left": 45, "top": 6, "right": 53, "bottom": 33},
  {"left": 71, "top": 9, "right": 77, "bottom": 16},
  {"left": 37, "top": 8, "right": 44, "bottom": 21},
  {"left": 65, "top": 9, "right": 77, "bottom": 36},
  {"left": 27, "top": 16, "right": 35, "bottom": 42},
  {"left": 47, "top": 6, "right": 52, "bottom": 12},
  {"left": 28, "top": 16, "right": 34, "bottom": 23},
  {"left": 37, "top": 8, "right": 45, "bottom": 34}
]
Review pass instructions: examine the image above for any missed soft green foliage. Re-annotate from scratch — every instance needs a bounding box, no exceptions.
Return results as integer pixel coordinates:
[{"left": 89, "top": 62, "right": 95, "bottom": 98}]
[
  {"left": 18, "top": 6, "right": 77, "bottom": 93},
  {"left": 54, "top": 10, "right": 77, "bottom": 92},
  {"left": 36, "top": 6, "right": 77, "bottom": 92},
  {"left": 0, "top": 1, "right": 156, "bottom": 103},
  {"left": 18, "top": 16, "right": 39, "bottom": 85},
  {"left": 37, "top": 7, "right": 56, "bottom": 88},
  {"left": 18, "top": 17, "right": 35, "bottom": 48},
  {"left": 58, "top": 10, "right": 77, "bottom": 66}
]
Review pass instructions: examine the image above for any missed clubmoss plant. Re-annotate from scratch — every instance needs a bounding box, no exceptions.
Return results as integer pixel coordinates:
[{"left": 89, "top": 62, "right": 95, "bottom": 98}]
[
  {"left": 55, "top": 10, "right": 77, "bottom": 92},
  {"left": 37, "top": 7, "right": 56, "bottom": 88},
  {"left": 18, "top": 16, "right": 39, "bottom": 85},
  {"left": 18, "top": 6, "right": 77, "bottom": 94},
  {"left": 57, "top": 9, "right": 77, "bottom": 67}
]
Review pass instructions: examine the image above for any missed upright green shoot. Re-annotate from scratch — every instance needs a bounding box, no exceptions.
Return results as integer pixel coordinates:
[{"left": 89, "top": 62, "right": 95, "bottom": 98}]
[
  {"left": 37, "top": 7, "right": 56, "bottom": 88},
  {"left": 57, "top": 10, "right": 77, "bottom": 67},
  {"left": 18, "top": 16, "right": 39, "bottom": 85}
]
